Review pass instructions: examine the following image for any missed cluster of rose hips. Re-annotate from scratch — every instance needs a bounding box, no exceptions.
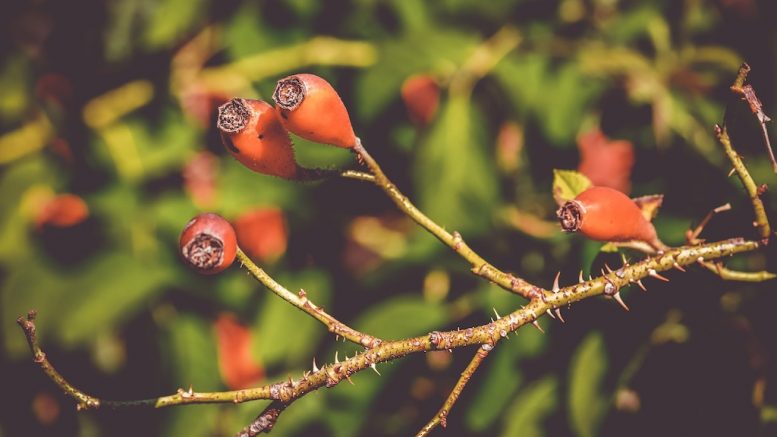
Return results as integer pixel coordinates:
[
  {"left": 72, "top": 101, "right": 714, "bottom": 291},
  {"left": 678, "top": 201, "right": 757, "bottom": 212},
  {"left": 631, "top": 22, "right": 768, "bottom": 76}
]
[
  {"left": 180, "top": 73, "right": 668, "bottom": 275},
  {"left": 180, "top": 73, "right": 357, "bottom": 274}
]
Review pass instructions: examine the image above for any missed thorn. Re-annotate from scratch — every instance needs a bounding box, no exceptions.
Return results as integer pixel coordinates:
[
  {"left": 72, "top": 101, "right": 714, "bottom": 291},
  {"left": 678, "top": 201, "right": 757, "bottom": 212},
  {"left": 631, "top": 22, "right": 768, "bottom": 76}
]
[
  {"left": 620, "top": 253, "right": 630, "bottom": 267},
  {"left": 636, "top": 280, "right": 647, "bottom": 291},
  {"left": 531, "top": 320, "right": 545, "bottom": 334},
  {"left": 604, "top": 263, "right": 614, "bottom": 274},
  {"left": 345, "top": 374, "right": 354, "bottom": 385},
  {"left": 546, "top": 309, "right": 556, "bottom": 319},
  {"left": 673, "top": 262, "right": 686, "bottom": 272},
  {"left": 579, "top": 270, "right": 584, "bottom": 283},
  {"left": 588, "top": 275, "right": 593, "bottom": 281},
  {"left": 313, "top": 358, "right": 319, "bottom": 372},
  {"left": 554, "top": 308, "right": 565, "bottom": 323},
  {"left": 728, "top": 167, "right": 737, "bottom": 178},
  {"left": 648, "top": 269, "right": 670, "bottom": 281},
  {"left": 370, "top": 363, "right": 381, "bottom": 376},
  {"left": 613, "top": 292, "right": 630, "bottom": 312},
  {"left": 552, "top": 271, "right": 560, "bottom": 292},
  {"left": 493, "top": 308, "right": 501, "bottom": 320},
  {"left": 335, "top": 351, "right": 339, "bottom": 364}
]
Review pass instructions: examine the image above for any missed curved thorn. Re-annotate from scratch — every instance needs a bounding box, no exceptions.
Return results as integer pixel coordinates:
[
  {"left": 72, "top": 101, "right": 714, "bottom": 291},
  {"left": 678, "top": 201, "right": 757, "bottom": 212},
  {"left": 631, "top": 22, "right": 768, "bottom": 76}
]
[
  {"left": 648, "top": 269, "right": 670, "bottom": 281},
  {"left": 552, "top": 271, "right": 561, "bottom": 293},
  {"left": 636, "top": 279, "right": 647, "bottom": 291},
  {"left": 613, "top": 292, "right": 630, "bottom": 312},
  {"left": 312, "top": 357, "right": 319, "bottom": 373},
  {"left": 370, "top": 363, "right": 381, "bottom": 376},
  {"left": 531, "top": 320, "right": 545, "bottom": 334},
  {"left": 579, "top": 270, "right": 585, "bottom": 283},
  {"left": 673, "top": 262, "right": 686, "bottom": 272},
  {"left": 554, "top": 308, "right": 565, "bottom": 323},
  {"left": 335, "top": 351, "right": 339, "bottom": 364},
  {"left": 546, "top": 309, "right": 556, "bottom": 319}
]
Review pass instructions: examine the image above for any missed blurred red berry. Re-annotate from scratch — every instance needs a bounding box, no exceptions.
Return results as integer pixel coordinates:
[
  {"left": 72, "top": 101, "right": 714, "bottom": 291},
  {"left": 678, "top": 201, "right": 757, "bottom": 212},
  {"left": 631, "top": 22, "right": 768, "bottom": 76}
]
[
  {"left": 401, "top": 74, "right": 440, "bottom": 127},
  {"left": 577, "top": 129, "right": 634, "bottom": 194},
  {"left": 233, "top": 207, "right": 287, "bottom": 263},
  {"left": 183, "top": 151, "right": 219, "bottom": 208},
  {"left": 35, "top": 193, "right": 89, "bottom": 229},
  {"left": 214, "top": 313, "right": 264, "bottom": 390}
]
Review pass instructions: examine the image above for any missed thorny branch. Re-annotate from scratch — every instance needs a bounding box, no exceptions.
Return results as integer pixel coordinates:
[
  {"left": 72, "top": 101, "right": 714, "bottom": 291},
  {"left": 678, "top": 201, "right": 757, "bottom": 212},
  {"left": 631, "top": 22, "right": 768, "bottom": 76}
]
[
  {"left": 416, "top": 344, "right": 493, "bottom": 437},
  {"left": 237, "top": 248, "right": 382, "bottom": 349},
  {"left": 17, "top": 64, "right": 775, "bottom": 436},
  {"left": 353, "top": 140, "right": 548, "bottom": 302},
  {"left": 17, "top": 239, "right": 761, "bottom": 423}
]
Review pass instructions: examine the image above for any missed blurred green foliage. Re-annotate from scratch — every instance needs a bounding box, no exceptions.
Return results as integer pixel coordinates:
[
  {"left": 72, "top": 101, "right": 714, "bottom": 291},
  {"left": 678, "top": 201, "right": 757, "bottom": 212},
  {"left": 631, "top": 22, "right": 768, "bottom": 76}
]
[{"left": 1, "top": 0, "right": 776, "bottom": 436}]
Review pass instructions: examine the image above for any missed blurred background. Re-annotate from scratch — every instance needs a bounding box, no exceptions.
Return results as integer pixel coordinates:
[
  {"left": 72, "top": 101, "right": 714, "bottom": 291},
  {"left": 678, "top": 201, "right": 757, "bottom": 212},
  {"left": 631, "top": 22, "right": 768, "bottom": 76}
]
[{"left": 1, "top": 0, "right": 777, "bottom": 436}]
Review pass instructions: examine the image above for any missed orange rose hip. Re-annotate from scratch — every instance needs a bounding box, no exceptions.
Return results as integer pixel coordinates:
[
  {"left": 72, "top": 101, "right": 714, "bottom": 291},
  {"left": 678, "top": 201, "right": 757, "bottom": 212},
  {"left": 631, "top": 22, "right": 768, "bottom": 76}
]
[
  {"left": 272, "top": 74, "right": 357, "bottom": 148},
  {"left": 557, "top": 186, "right": 664, "bottom": 250},
  {"left": 217, "top": 98, "right": 299, "bottom": 179}
]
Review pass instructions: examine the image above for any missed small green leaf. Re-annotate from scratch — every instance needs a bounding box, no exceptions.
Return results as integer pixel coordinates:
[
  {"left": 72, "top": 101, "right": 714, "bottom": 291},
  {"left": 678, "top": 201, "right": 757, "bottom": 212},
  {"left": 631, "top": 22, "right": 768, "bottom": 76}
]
[
  {"left": 552, "top": 170, "right": 591, "bottom": 206},
  {"left": 568, "top": 331, "right": 609, "bottom": 437},
  {"left": 501, "top": 376, "right": 559, "bottom": 437}
]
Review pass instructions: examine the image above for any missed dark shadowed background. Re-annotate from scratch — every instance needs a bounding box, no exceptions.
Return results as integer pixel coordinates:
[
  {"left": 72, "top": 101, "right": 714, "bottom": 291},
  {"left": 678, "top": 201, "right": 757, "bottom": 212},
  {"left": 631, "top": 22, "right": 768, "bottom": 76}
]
[{"left": 1, "top": 0, "right": 776, "bottom": 436}]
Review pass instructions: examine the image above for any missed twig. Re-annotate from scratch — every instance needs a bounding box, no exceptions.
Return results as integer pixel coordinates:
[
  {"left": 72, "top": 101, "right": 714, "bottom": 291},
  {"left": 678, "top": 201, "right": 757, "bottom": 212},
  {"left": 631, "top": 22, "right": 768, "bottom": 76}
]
[
  {"left": 714, "top": 125, "right": 771, "bottom": 242},
  {"left": 16, "top": 310, "right": 274, "bottom": 410},
  {"left": 236, "top": 248, "right": 382, "bottom": 349},
  {"left": 686, "top": 203, "right": 732, "bottom": 245},
  {"left": 697, "top": 260, "right": 776, "bottom": 282},
  {"left": 352, "top": 140, "right": 547, "bottom": 301},
  {"left": 295, "top": 167, "right": 375, "bottom": 183},
  {"left": 19, "top": 238, "right": 761, "bottom": 419},
  {"left": 729, "top": 63, "right": 777, "bottom": 174},
  {"left": 235, "top": 401, "right": 288, "bottom": 437},
  {"left": 416, "top": 344, "right": 493, "bottom": 436}
]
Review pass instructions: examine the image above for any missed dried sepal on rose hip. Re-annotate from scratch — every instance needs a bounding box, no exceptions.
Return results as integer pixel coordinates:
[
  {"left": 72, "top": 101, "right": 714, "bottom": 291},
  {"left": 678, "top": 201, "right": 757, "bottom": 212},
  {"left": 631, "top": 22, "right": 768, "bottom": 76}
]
[
  {"left": 217, "top": 98, "right": 299, "bottom": 179},
  {"left": 557, "top": 186, "right": 667, "bottom": 251},
  {"left": 180, "top": 213, "right": 237, "bottom": 274},
  {"left": 272, "top": 73, "right": 357, "bottom": 148}
]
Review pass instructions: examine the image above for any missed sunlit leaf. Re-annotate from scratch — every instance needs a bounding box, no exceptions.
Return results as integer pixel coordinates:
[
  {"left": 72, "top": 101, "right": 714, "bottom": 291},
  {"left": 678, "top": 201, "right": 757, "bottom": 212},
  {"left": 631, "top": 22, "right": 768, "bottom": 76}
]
[
  {"left": 414, "top": 93, "right": 498, "bottom": 234},
  {"left": 552, "top": 170, "right": 592, "bottom": 206}
]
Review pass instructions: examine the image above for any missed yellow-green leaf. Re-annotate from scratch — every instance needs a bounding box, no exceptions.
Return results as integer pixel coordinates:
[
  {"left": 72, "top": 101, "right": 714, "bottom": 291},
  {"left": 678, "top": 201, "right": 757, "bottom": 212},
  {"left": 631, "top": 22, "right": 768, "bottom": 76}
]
[{"left": 552, "top": 170, "right": 591, "bottom": 207}]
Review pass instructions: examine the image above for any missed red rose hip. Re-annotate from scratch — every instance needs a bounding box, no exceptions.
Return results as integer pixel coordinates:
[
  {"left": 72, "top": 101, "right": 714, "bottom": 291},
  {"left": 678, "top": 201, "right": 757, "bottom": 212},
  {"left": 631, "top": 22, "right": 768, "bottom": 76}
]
[
  {"left": 272, "top": 74, "right": 357, "bottom": 148},
  {"left": 180, "top": 213, "right": 237, "bottom": 274},
  {"left": 217, "top": 98, "right": 299, "bottom": 179}
]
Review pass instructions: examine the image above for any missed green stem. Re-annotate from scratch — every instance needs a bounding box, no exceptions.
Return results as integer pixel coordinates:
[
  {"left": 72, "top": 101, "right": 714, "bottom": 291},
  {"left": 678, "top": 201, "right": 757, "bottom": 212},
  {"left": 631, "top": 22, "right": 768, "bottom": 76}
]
[
  {"left": 353, "top": 140, "right": 547, "bottom": 301},
  {"left": 716, "top": 126, "right": 771, "bottom": 241},
  {"left": 236, "top": 248, "right": 382, "bottom": 349},
  {"left": 416, "top": 344, "right": 493, "bottom": 436}
]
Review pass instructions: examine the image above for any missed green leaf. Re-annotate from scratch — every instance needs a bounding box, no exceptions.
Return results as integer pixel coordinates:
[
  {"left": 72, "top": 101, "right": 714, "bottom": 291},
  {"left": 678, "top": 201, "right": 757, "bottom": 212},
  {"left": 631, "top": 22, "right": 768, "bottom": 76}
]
[
  {"left": 142, "top": 0, "right": 208, "bottom": 50},
  {"left": 501, "top": 376, "right": 559, "bottom": 437},
  {"left": 414, "top": 94, "right": 498, "bottom": 234},
  {"left": 162, "top": 313, "right": 220, "bottom": 436},
  {"left": 552, "top": 169, "right": 591, "bottom": 206},
  {"left": 568, "top": 331, "right": 609, "bottom": 437},
  {"left": 466, "top": 345, "right": 523, "bottom": 431},
  {"left": 254, "top": 269, "right": 331, "bottom": 367},
  {"left": 352, "top": 295, "right": 447, "bottom": 340}
]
